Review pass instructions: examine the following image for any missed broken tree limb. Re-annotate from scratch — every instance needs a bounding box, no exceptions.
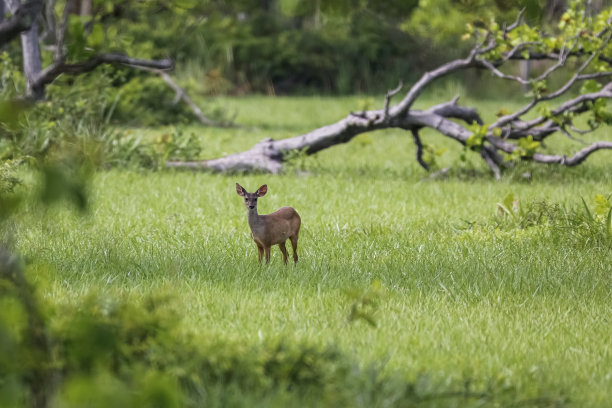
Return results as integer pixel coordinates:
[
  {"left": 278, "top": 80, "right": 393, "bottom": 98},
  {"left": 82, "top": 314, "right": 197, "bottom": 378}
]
[{"left": 164, "top": 99, "right": 485, "bottom": 173}]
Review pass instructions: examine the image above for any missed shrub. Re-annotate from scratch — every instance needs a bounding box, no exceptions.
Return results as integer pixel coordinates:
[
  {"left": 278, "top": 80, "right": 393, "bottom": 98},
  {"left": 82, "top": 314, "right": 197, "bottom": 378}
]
[{"left": 110, "top": 75, "right": 197, "bottom": 126}]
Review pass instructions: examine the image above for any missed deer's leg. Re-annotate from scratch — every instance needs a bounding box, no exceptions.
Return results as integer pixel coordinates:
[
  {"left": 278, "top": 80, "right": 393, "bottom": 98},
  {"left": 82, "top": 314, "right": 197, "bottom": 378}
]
[
  {"left": 256, "top": 244, "right": 264, "bottom": 263},
  {"left": 289, "top": 234, "right": 298, "bottom": 264},
  {"left": 279, "top": 241, "right": 288, "bottom": 265},
  {"left": 264, "top": 246, "right": 271, "bottom": 264}
]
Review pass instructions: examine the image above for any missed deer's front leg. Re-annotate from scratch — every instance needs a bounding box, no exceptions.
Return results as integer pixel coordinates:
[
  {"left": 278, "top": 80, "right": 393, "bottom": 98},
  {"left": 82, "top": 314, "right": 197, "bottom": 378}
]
[{"left": 256, "top": 244, "right": 264, "bottom": 263}]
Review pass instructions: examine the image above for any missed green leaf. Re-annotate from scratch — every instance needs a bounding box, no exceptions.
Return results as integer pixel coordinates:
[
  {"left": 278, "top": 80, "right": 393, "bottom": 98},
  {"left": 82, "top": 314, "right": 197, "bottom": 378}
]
[
  {"left": 594, "top": 194, "right": 611, "bottom": 217},
  {"left": 88, "top": 23, "right": 105, "bottom": 50},
  {"left": 538, "top": 106, "right": 552, "bottom": 118},
  {"left": 580, "top": 80, "right": 602, "bottom": 95},
  {"left": 498, "top": 193, "right": 518, "bottom": 218}
]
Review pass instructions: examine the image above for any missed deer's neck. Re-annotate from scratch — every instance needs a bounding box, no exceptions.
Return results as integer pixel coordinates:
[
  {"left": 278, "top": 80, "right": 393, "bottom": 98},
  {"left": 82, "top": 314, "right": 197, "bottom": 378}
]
[{"left": 247, "top": 208, "right": 263, "bottom": 231}]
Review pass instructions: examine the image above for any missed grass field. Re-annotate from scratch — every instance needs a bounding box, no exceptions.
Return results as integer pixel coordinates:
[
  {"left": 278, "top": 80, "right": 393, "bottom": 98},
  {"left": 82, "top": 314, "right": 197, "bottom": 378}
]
[{"left": 12, "top": 94, "right": 612, "bottom": 407}]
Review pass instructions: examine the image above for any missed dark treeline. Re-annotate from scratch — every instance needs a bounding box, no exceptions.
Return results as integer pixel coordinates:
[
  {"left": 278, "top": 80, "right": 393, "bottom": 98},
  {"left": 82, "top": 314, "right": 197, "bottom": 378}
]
[{"left": 138, "top": 0, "right": 610, "bottom": 94}]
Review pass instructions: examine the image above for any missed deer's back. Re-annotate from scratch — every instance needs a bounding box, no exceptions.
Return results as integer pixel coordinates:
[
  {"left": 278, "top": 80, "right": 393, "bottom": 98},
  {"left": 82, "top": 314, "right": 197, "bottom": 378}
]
[{"left": 253, "top": 207, "right": 300, "bottom": 246}]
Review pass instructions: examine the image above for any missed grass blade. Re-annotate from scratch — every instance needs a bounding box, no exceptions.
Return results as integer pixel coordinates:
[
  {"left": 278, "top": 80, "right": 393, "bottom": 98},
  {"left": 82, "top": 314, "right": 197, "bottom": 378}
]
[{"left": 580, "top": 197, "right": 594, "bottom": 222}]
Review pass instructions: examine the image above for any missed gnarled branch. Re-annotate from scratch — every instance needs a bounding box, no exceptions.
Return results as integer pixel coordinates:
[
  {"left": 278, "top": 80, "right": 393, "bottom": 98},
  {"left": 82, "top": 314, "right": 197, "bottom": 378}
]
[{"left": 33, "top": 53, "right": 173, "bottom": 95}]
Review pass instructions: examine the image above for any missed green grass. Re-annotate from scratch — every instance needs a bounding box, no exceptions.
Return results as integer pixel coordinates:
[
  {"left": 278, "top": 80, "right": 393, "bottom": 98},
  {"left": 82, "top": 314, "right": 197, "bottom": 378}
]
[{"left": 13, "top": 94, "right": 612, "bottom": 406}]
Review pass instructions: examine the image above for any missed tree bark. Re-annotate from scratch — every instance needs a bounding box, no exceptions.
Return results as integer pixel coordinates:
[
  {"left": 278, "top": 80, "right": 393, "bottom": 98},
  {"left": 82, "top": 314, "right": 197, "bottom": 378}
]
[
  {"left": 165, "top": 101, "right": 482, "bottom": 173},
  {"left": 5, "top": 0, "right": 43, "bottom": 99},
  {"left": 80, "top": 0, "right": 92, "bottom": 16},
  {"left": 0, "top": 0, "right": 43, "bottom": 47}
]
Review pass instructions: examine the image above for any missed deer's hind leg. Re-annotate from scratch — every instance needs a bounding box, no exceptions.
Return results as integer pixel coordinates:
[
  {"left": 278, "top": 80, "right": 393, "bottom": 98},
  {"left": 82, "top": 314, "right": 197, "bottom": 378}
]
[
  {"left": 289, "top": 234, "right": 298, "bottom": 264},
  {"left": 279, "top": 241, "right": 289, "bottom": 265}
]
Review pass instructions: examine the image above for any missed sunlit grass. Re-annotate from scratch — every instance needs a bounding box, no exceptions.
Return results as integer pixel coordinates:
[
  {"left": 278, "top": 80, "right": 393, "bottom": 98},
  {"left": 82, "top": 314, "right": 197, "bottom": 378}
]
[{"left": 15, "top": 94, "right": 612, "bottom": 406}]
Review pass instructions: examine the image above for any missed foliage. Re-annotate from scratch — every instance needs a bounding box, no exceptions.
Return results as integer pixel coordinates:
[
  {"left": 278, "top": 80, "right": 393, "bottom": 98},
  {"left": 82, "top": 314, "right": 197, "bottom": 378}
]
[
  {"left": 0, "top": 57, "right": 202, "bottom": 170},
  {"left": 471, "top": 192, "right": 612, "bottom": 246},
  {"left": 0, "top": 264, "right": 547, "bottom": 408},
  {"left": 110, "top": 75, "right": 199, "bottom": 126},
  {"left": 109, "top": 127, "right": 202, "bottom": 169}
]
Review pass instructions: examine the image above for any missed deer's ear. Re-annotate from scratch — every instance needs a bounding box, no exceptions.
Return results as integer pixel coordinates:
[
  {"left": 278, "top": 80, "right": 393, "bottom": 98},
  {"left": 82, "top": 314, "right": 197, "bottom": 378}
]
[
  {"left": 236, "top": 183, "right": 246, "bottom": 197},
  {"left": 256, "top": 184, "right": 267, "bottom": 197}
]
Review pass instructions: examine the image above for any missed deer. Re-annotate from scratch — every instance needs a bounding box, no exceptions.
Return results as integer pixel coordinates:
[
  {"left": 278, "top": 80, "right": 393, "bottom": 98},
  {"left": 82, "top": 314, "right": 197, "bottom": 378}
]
[{"left": 236, "top": 183, "right": 301, "bottom": 265}]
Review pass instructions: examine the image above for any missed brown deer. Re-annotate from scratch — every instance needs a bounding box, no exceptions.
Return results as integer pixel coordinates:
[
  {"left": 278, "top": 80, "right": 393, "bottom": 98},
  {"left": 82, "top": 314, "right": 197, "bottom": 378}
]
[{"left": 236, "top": 183, "right": 301, "bottom": 265}]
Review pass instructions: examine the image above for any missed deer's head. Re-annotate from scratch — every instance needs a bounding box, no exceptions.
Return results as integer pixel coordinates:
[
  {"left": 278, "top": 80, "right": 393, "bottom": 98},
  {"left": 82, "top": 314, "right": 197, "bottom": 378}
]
[{"left": 236, "top": 183, "right": 267, "bottom": 211}]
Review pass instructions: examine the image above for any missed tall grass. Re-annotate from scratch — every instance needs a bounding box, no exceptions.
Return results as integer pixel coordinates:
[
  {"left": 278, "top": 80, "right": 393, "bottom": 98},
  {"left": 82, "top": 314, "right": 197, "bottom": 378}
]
[{"left": 13, "top": 95, "right": 612, "bottom": 407}]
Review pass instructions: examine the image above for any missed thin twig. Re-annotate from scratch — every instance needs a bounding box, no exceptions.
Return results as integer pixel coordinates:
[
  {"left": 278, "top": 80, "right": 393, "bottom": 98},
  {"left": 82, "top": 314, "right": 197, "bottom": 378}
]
[
  {"left": 491, "top": 31, "right": 612, "bottom": 129},
  {"left": 384, "top": 81, "right": 403, "bottom": 121},
  {"left": 559, "top": 127, "right": 588, "bottom": 145},
  {"left": 479, "top": 59, "right": 529, "bottom": 85}
]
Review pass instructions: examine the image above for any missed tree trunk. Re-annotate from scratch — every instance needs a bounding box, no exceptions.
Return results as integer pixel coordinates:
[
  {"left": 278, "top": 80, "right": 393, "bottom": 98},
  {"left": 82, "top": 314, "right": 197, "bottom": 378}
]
[
  {"left": 0, "top": 0, "right": 44, "bottom": 47},
  {"left": 6, "top": 0, "right": 44, "bottom": 99},
  {"left": 80, "top": 0, "right": 92, "bottom": 16},
  {"left": 21, "top": 25, "right": 43, "bottom": 98}
]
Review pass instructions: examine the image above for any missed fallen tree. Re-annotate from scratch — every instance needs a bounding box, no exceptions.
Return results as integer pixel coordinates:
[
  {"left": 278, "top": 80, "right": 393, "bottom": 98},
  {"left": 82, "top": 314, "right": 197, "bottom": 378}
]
[{"left": 167, "top": 4, "right": 612, "bottom": 179}]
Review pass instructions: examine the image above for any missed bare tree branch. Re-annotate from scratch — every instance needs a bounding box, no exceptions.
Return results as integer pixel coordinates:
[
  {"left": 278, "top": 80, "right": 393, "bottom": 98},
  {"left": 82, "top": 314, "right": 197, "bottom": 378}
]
[
  {"left": 507, "top": 83, "right": 612, "bottom": 132},
  {"left": 532, "top": 142, "right": 612, "bottom": 166},
  {"left": 31, "top": 53, "right": 173, "bottom": 97},
  {"left": 480, "top": 148, "right": 501, "bottom": 180},
  {"left": 411, "top": 129, "right": 429, "bottom": 171},
  {"left": 490, "top": 32, "right": 612, "bottom": 131},
  {"left": 478, "top": 59, "right": 529, "bottom": 85},
  {"left": 384, "top": 81, "right": 403, "bottom": 120},
  {"left": 0, "top": 0, "right": 43, "bottom": 46},
  {"left": 504, "top": 8, "right": 525, "bottom": 32},
  {"left": 389, "top": 54, "right": 478, "bottom": 117}
]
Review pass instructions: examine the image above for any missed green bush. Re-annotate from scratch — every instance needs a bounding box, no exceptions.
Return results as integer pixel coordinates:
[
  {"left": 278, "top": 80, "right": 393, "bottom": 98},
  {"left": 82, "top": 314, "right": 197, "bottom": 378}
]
[
  {"left": 1, "top": 56, "right": 202, "bottom": 169},
  {"left": 460, "top": 193, "right": 612, "bottom": 249},
  {"left": 111, "top": 75, "right": 197, "bottom": 126}
]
